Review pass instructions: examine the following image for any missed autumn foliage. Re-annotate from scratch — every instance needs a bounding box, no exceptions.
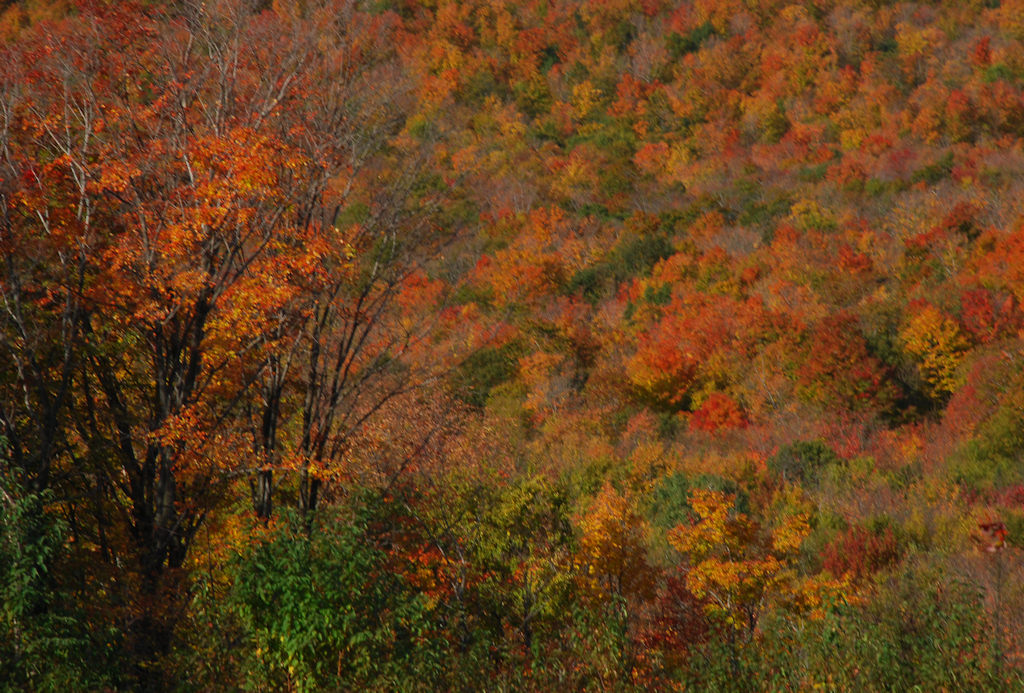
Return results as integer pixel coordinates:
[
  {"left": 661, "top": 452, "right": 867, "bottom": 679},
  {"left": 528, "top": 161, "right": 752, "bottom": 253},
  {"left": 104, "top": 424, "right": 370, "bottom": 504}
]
[{"left": 4, "top": 0, "right": 1024, "bottom": 689}]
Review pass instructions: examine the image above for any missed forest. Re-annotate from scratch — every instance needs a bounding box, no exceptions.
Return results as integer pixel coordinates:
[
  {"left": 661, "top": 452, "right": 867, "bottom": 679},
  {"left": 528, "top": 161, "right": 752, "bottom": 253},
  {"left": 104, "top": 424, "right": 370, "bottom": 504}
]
[{"left": 3, "top": 0, "right": 1024, "bottom": 690}]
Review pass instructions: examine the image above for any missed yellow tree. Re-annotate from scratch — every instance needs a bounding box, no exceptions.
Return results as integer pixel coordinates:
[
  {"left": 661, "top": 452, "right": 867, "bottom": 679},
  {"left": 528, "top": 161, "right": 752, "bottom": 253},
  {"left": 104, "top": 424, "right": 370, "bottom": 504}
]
[
  {"left": 668, "top": 489, "right": 846, "bottom": 638},
  {"left": 900, "top": 304, "right": 971, "bottom": 400},
  {"left": 576, "top": 482, "right": 657, "bottom": 605}
]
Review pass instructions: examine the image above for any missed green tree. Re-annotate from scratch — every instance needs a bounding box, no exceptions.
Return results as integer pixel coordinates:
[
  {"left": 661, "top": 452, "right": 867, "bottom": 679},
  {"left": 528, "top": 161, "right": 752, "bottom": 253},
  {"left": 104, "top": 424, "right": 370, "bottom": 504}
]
[
  {"left": 229, "top": 497, "right": 442, "bottom": 692},
  {"left": 0, "top": 464, "right": 117, "bottom": 691}
]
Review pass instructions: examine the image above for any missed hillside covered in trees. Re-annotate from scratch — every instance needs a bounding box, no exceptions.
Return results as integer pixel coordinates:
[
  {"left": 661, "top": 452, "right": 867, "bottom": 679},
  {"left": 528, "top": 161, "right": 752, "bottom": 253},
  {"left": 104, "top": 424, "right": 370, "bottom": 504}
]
[{"left": 4, "top": 0, "right": 1024, "bottom": 689}]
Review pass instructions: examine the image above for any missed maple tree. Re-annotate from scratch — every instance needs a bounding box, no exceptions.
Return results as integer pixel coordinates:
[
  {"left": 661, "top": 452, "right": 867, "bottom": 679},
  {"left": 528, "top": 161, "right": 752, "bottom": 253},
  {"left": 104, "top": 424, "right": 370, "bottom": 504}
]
[
  {"left": 576, "top": 481, "right": 656, "bottom": 604},
  {"left": 0, "top": 0, "right": 452, "bottom": 682},
  {"left": 668, "top": 489, "right": 844, "bottom": 633},
  {"left": 798, "top": 311, "right": 899, "bottom": 415}
]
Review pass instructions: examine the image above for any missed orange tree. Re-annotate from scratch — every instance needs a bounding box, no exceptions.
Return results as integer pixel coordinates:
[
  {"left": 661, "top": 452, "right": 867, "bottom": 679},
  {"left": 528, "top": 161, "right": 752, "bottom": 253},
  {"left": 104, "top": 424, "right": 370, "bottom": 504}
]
[{"left": 0, "top": 0, "right": 438, "bottom": 681}]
